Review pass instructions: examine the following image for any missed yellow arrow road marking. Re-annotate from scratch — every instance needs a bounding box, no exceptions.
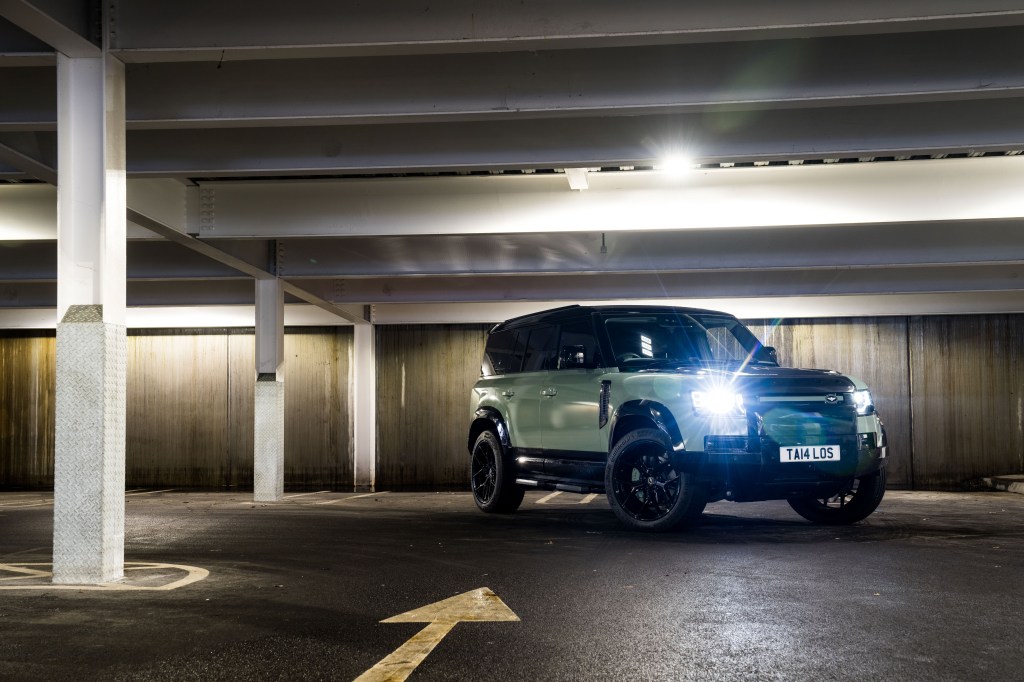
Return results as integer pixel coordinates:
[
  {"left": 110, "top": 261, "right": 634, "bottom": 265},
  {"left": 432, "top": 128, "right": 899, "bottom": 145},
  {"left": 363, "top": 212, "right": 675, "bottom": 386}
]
[{"left": 355, "top": 587, "right": 518, "bottom": 682}]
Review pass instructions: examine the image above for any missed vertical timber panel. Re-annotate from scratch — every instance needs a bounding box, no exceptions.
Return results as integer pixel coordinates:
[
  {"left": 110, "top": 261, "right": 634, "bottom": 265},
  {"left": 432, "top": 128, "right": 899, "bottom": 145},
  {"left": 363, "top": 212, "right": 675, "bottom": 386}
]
[
  {"left": 910, "top": 315, "right": 1024, "bottom": 488},
  {"left": 376, "top": 324, "right": 489, "bottom": 489},
  {"left": 0, "top": 333, "right": 56, "bottom": 487},
  {"left": 126, "top": 331, "right": 230, "bottom": 487},
  {"left": 749, "top": 317, "right": 913, "bottom": 488},
  {"left": 283, "top": 328, "right": 353, "bottom": 489}
]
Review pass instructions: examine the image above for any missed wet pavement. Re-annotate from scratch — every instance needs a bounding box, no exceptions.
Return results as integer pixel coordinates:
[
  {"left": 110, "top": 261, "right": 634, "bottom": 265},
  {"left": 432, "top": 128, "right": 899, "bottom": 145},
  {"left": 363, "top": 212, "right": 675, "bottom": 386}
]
[{"left": 1, "top": 489, "right": 1022, "bottom": 681}]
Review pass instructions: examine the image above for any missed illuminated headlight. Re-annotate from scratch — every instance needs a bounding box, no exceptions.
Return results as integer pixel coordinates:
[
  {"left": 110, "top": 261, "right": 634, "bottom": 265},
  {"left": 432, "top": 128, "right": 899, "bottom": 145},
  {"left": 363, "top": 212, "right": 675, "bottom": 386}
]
[
  {"left": 853, "top": 390, "right": 874, "bottom": 415},
  {"left": 692, "top": 390, "right": 744, "bottom": 416}
]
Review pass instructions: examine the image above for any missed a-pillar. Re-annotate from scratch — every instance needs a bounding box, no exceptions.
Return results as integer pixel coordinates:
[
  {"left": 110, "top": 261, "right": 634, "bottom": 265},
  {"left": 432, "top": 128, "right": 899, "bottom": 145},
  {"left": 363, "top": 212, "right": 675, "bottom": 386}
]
[
  {"left": 254, "top": 278, "right": 285, "bottom": 501},
  {"left": 352, "top": 322, "right": 376, "bottom": 491},
  {"left": 52, "top": 54, "right": 127, "bottom": 584}
]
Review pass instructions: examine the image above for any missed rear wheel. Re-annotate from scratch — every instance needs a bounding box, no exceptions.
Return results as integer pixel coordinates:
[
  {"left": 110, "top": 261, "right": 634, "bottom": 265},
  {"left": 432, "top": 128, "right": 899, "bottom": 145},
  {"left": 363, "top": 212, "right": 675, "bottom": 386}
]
[
  {"left": 605, "top": 428, "right": 705, "bottom": 532},
  {"left": 470, "top": 430, "right": 524, "bottom": 513},
  {"left": 787, "top": 466, "right": 887, "bottom": 525}
]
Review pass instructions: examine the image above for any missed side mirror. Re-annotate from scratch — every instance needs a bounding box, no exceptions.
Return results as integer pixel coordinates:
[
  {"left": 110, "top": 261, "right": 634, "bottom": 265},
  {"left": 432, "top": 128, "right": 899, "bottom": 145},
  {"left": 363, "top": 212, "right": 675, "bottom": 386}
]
[
  {"left": 755, "top": 346, "right": 779, "bottom": 365},
  {"left": 558, "top": 344, "right": 588, "bottom": 369}
]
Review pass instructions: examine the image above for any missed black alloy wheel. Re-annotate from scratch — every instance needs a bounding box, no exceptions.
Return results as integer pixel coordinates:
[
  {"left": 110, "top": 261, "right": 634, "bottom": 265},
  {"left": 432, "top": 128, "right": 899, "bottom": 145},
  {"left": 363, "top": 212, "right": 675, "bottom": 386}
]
[
  {"left": 605, "top": 428, "right": 704, "bottom": 531},
  {"left": 470, "top": 430, "right": 524, "bottom": 513},
  {"left": 787, "top": 466, "right": 887, "bottom": 525}
]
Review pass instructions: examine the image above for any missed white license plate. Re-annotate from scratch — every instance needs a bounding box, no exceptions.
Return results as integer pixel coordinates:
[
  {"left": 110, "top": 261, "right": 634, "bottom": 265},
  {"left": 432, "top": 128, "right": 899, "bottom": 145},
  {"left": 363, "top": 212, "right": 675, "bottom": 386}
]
[{"left": 780, "top": 445, "right": 841, "bottom": 462}]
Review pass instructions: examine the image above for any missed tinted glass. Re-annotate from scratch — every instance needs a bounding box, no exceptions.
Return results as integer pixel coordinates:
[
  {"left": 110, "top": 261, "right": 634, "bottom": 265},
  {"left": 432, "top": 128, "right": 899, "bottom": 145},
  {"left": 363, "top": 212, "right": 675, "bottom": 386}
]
[
  {"left": 482, "top": 329, "right": 524, "bottom": 376},
  {"left": 556, "top": 318, "right": 602, "bottom": 369},
  {"left": 522, "top": 325, "right": 558, "bottom": 372},
  {"left": 603, "top": 313, "right": 768, "bottom": 369}
]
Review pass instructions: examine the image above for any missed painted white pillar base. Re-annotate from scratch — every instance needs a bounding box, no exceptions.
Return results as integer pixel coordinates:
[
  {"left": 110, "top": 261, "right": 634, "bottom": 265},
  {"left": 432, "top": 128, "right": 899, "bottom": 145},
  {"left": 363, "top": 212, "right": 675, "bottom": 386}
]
[
  {"left": 52, "top": 305, "right": 126, "bottom": 584},
  {"left": 254, "top": 377, "right": 285, "bottom": 501}
]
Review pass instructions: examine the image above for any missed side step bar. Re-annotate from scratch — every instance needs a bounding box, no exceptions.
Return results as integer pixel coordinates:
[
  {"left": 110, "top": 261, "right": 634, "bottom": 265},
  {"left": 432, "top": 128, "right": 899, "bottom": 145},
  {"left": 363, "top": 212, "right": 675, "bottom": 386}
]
[{"left": 516, "top": 479, "right": 604, "bottom": 494}]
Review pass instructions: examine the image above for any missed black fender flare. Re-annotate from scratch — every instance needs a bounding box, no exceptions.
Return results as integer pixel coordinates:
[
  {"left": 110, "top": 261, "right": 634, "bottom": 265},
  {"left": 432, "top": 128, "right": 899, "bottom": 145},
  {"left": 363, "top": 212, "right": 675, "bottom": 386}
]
[
  {"left": 468, "top": 408, "right": 513, "bottom": 453},
  {"left": 608, "top": 400, "right": 685, "bottom": 453}
]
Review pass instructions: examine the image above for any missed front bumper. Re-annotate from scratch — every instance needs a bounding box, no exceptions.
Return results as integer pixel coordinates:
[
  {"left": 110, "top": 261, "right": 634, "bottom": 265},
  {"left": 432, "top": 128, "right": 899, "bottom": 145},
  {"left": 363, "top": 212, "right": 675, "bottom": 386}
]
[{"left": 696, "top": 406, "right": 886, "bottom": 502}]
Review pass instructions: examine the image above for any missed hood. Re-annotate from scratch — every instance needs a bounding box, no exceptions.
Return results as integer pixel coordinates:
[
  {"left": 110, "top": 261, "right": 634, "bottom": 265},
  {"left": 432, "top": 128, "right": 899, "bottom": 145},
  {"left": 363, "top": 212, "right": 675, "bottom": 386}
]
[{"left": 652, "top": 364, "right": 857, "bottom": 395}]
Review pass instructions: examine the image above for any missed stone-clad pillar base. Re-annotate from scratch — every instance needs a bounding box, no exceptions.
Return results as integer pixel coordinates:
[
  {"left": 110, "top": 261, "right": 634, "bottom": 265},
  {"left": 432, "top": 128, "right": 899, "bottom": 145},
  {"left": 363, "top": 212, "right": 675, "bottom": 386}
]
[
  {"left": 52, "top": 305, "right": 126, "bottom": 584},
  {"left": 254, "top": 375, "right": 285, "bottom": 502}
]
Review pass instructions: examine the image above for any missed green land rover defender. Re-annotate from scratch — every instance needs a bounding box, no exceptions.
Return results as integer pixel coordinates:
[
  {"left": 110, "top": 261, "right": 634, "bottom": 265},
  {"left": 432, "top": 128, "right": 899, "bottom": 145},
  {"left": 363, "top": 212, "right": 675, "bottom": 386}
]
[{"left": 467, "top": 305, "right": 888, "bottom": 531}]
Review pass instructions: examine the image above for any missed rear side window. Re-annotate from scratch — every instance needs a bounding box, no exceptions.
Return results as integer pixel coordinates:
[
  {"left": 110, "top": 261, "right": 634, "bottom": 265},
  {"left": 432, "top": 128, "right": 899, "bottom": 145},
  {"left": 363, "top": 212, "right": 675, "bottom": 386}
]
[
  {"left": 482, "top": 329, "right": 524, "bottom": 376},
  {"left": 521, "top": 325, "right": 558, "bottom": 372}
]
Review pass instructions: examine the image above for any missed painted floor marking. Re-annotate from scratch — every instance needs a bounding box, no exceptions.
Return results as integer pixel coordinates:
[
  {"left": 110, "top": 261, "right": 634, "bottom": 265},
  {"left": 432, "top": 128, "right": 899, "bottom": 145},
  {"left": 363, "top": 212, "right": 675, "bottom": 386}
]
[
  {"left": 355, "top": 587, "right": 518, "bottom": 682},
  {"left": 579, "top": 493, "right": 599, "bottom": 504},
  {"left": 0, "top": 562, "right": 209, "bottom": 591},
  {"left": 316, "top": 491, "right": 390, "bottom": 505},
  {"left": 125, "top": 488, "right": 178, "bottom": 496},
  {"left": 283, "top": 490, "right": 331, "bottom": 499},
  {"left": 536, "top": 491, "right": 562, "bottom": 504},
  {"left": 0, "top": 499, "right": 53, "bottom": 508}
]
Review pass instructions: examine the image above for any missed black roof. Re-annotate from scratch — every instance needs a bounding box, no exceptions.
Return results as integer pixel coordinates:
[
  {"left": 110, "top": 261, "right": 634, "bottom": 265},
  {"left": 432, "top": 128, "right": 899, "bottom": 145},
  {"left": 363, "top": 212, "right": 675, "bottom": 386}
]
[{"left": 490, "top": 304, "right": 737, "bottom": 332}]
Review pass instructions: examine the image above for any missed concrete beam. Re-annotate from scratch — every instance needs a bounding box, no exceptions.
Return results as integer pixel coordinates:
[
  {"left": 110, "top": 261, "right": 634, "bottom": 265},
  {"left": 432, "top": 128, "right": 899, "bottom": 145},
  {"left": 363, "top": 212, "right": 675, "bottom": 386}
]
[
  {"left": 185, "top": 157, "right": 1024, "bottom": 238},
  {"left": 125, "top": 208, "right": 367, "bottom": 324},
  {"left": 124, "top": 97, "right": 1024, "bottom": 177},
  {"left": 109, "top": 0, "right": 1024, "bottom": 61},
  {"left": 0, "top": 0, "right": 99, "bottom": 57}
]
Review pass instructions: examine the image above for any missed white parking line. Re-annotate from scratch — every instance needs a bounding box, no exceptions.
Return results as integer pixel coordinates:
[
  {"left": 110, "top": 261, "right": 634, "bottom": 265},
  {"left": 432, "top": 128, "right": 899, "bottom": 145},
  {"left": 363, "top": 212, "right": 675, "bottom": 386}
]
[
  {"left": 535, "top": 491, "right": 562, "bottom": 504},
  {"left": 0, "top": 499, "right": 53, "bottom": 508},
  {"left": 282, "top": 489, "right": 329, "bottom": 499},
  {"left": 579, "top": 493, "right": 598, "bottom": 504},
  {"left": 316, "top": 491, "right": 390, "bottom": 505},
  {"left": 125, "top": 489, "right": 177, "bottom": 496}
]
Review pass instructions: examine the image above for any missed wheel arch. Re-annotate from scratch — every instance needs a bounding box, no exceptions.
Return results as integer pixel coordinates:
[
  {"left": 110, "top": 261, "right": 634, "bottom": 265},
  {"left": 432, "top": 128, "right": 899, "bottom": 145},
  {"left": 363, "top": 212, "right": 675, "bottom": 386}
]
[
  {"left": 468, "top": 408, "right": 512, "bottom": 453},
  {"left": 608, "top": 400, "right": 684, "bottom": 452}
]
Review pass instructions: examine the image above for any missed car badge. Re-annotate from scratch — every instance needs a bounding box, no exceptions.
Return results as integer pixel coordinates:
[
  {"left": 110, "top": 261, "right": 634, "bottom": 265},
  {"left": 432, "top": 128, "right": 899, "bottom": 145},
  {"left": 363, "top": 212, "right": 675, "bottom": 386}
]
[{"left": 824, "top": 393, "right": 839, "bottom": 404}]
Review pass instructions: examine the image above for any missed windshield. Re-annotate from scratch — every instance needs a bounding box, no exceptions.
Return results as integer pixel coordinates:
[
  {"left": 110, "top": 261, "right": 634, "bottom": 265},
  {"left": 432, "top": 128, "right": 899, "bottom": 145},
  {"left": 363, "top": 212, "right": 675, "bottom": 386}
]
[{"left": 602, "top": 312, "right": 770, "bottom": 369}]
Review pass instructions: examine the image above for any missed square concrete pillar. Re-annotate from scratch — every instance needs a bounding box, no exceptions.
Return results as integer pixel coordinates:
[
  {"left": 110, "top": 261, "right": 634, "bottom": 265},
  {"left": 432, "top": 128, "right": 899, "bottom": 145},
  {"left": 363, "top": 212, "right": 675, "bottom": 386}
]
[
  {"left": 353, "top": 323, "right": 376, "bottom": 491},
  {"left": 53, "top": 305, "right": 126, "bottom": 584},
  {"left": 254, "top": 375, "right": 285, "bottom": 502},
  {"left": 253, "top": 279, "right": 285, "bottom": 501},
  {"left": 52, "top": 50, "right": 127, "bottom": 583}
]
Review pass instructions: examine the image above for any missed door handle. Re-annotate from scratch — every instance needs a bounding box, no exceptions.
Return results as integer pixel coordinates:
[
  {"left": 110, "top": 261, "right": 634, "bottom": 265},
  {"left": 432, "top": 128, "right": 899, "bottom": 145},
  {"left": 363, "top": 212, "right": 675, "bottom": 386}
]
[
  {"left": 541, "top": 388, "right": 558, "bottom": 397},
  {"left": 500, "top": 390, "right": 515, "bottom": 398}
]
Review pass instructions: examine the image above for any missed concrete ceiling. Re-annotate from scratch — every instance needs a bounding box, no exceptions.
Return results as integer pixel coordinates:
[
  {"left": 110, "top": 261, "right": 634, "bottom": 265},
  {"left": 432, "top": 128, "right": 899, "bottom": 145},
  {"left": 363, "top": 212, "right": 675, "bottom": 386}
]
[{"left": 2, "top": 1, "right": 1024, "bottom": 324}]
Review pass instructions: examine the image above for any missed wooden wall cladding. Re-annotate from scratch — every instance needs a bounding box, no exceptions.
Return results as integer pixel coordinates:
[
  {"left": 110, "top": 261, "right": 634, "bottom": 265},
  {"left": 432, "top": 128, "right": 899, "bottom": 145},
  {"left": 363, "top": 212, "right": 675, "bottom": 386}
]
[
  {"left": 127, "top": 331, "right": 233, "bottom": 487},
  {"left": 909, "top": 315, "right": 1024, "bottom": 489},
  {"left": 282, "top": 329, "right": 353, "bottom": 489},
  {"left": 0, "top": 332, "right": 55, "bottom": 487},
  {"left": 2, "top": 316, "right": 1023, "bottom": 490},
  {"left": 376, "top": 324, "right": 490, "bottom": 489},
  {"left": 126, "top": 328, "right": 353, "bottom": 490},
  {"left": 747, "top": 318, "right": 913, "bottom": 488}
]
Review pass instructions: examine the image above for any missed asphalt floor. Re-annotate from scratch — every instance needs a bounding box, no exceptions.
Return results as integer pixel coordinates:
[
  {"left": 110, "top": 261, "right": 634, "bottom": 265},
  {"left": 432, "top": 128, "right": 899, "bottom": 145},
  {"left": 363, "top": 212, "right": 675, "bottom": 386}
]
[{"left": 1, "top": 488, "right": 1022, "bottom": 681}]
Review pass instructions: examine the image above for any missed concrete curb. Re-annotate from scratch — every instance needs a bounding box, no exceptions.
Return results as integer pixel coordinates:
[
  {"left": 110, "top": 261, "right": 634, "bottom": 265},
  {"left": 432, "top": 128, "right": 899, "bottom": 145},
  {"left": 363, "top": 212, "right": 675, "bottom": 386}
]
[{"left": 983, "top": 476, "right": 1024, "bottom": 494}]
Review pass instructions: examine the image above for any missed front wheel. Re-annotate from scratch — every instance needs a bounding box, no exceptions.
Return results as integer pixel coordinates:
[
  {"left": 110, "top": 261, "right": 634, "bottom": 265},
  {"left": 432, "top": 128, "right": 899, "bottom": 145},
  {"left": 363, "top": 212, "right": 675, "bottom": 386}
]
[
  {"left": 605, "top": 428, "right": 706, "bottom": 532},
  {"left": 470, "top": 430, "right": 524, "bottom": 513},
  {"left": 787, "top": 466, "right": 887, "bottom": 525}
]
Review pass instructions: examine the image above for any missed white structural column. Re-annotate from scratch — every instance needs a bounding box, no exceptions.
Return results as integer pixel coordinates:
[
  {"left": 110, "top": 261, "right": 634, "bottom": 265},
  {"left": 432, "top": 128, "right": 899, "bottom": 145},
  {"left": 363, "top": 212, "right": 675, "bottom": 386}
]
[
  {"left": 352, "top": 322, "right": 376, "bottom": 491},
  {"left": 52, "top": 54, "right": 128, "bottom": 584},
  {"left": 253, "top": 278, "right": 285, "bottom": 502}
]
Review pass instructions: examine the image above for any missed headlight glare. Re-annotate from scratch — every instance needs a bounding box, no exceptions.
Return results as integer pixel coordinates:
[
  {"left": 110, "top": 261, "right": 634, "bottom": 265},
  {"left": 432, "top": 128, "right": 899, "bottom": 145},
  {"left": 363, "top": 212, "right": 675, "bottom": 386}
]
[
  {"left": 853, "top": 390, "right": 874, "bottom": 415},
  {"left": 692, "top": 389, "right": 744, "bottom": 416}
]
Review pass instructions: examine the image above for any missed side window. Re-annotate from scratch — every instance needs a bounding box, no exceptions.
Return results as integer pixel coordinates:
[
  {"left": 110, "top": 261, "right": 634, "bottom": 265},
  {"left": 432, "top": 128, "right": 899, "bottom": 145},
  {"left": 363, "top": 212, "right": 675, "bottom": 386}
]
[
  {"left": 556, "top": 318, "right": 602, "bottom": 369},
  {"left": 705, "top": 324, "right": 749, "bottom": 363},
  {"left": 522, "top": 325, "right": 558, "bottom": 373},
  {"left": 482, "top": 329, "right": 524, "bottom": 376}
]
